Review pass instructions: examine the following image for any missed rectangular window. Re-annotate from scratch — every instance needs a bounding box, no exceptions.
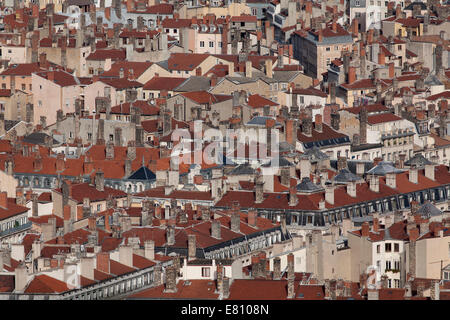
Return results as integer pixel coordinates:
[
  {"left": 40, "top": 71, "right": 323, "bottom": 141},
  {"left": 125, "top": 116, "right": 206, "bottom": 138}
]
[
  {"left": 326, "top": 47, "right": 330, "bottom": 52},
  {"left": 21, "top": 84, "right": 25, "bottom": 90},
  {"left": 96, "top": 204, "right": 101, "bottom": 212},
  {"left": 200, "top": 41, "right": 205, "bottom": 47},
  {"left": 201, "top": 267, "right": 210, "bottom": 277},
  {"left": 377, "top": 245, "right": 380, "bottom": 253},
  {"left": 209, "top": 41, "right": 214, "bottom": 48},
  {"left": 394, "top": 243, "right": 399, "bottom": 252},
  {"left": 385, "top": 243, "right": 391, "bottom": 252},
  {"left": 386, "top": 260, "right": 391, "bottom": 270}
]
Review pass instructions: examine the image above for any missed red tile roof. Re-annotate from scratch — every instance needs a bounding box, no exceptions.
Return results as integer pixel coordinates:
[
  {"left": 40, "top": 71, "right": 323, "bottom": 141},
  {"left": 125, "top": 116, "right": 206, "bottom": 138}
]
[
  {"left": 24, "top": 274, "right": 69, "bottom": 294},
  {"left": 128, "top": 3, "right": 174, "bottom": 14},
  {"left": 0, "top": 198, "right": 28, "bottom": 221},
  {"left": 231, "top": 15, "right": 258, "bottom": 23},
  {"left": 367, "top": 113, "right": 403, "bottom": 125},
  {"left": 425, "top": 91, "right": 450, "bottom": 101},
  {"left": 110, "top": 259, "right": 136, "bottom": 275},
  {"left": 180, "top": 91, "right": 232, "bottom": 104},
  {"left": 34, "top": 70, "right": 82, "bottom": 87},
  {"left": 86, "top": 49, "right": 126, "bottom": 61},
  {"left": 168, "top": 53, "right": 210, "bottom": 71},
  {"left": 0, "top": 63, "right": 44, "bottom": 76},
  {"left": 291, "top": 87, "right": 328, "bottom": 97},
  {"left": 227, "top": 279, "right": 325, "bottom": 300},
  {"left": 99, "top": 78, "right": 143, "bottom": 89},
  {"left": 129, "top": 279, "right": 219, "bottom": 299},
  {"left": 344, "top": 104, "right": 389, "bottom": 115},
  {"left": 109, "top": 100, "right": 160, "bottom": 116},
  {"left": 161, "top": 18, "right": 192, "bottom": 28},
  {"left": 100, "top": 61, "right": 153, "bottom": 79},
  {"left": 132, "top": 254, "right": 156, "bottom": 269},
  {"left": 297, "top": 123, "right": 348, "bottom": 143},
  {"left": 54, "top": 182, "right": 127, "bottom": 204},
  {"left": 29, "top": 215, "right": 64, "bottom": 228},
  {"left": 247, "top": 94, "right": 279, "bottom": 108},
  {"left": 143, "top": 76, "right": 186, "bottom": 91}
]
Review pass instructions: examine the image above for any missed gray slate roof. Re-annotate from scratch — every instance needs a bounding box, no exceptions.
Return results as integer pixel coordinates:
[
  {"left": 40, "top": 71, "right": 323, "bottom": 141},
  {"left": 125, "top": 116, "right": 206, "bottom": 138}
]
[
  {"left": 174, "top": 76, "right": 212, "bottom": 92},
  {"left": 246, "top": 116, "right": 282, "bottom": 126},
  {"left": 404, "top": 153, "right": 434, "bottom": 167},
  {"left": 229, "top": 163, "right": 255, "bottom": 175},
  {"left": 23, "top": 133, "right": 58, "bottom": 146},
  {"left": 417, "top": 202, "right": 442, "bottom": 218},
  {"left": 333, "top": 169, "right": 363, "bottom": 183},
  {"left": 262, "top": 156, "right": 293, "bottom": 168},
  {"left": 296, "top": 177, "right": 324, "bottom": 193},
  {"left": 366, "top": 161, "right": 404, "bottom": 175},
  {"left": 302, "top": 147, "right": 329, "bottom": 163}
]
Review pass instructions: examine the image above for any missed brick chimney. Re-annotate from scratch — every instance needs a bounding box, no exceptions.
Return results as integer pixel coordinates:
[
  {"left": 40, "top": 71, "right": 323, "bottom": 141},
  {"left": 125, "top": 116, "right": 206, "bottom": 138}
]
[
  {"left": 373, "top": 217, "right": 380, "bottom": 232},
  {"left": 47, "top": 71, "right": 55, "bottom": 82},
  {"left": 389, "top": 62, "right": 395, "bottom": 78},
  {"left": 367, "top": 29, "right": 373, "bottom": 44},
  {"left": 96, "top": 252, "right": 110, "bottom": 274},
  {"left": 285, "top": 119, "right": 296, "bottom": 145},
  {"left": 351, "top": 18, "right": 358, "bottom": 37},
  {"left": 56, "top": 153, "right": 65, "bottom": 172},
  {"left": 318, "top": 29, "right": 323, "bottom": 42},
  {"left": 315, "top": 114, "right": 323, "bottom": 132},
  {"left": 348, "top": 66, "right": 356, "bottom": 84},
  {"left": 248, "top": 209, "right": 257, "bottom": 227},
  {"left": 361, "top": 222, "right": 370, "bottom": 237},
  {"left": 378, "top": 50, "right": 385, "bottom": 65},
  {"left": 0, "top": 192, "right": 7, "bottom": 208},
  {"left": 395, "top": 4, "right": 401, "bottom": 18}
]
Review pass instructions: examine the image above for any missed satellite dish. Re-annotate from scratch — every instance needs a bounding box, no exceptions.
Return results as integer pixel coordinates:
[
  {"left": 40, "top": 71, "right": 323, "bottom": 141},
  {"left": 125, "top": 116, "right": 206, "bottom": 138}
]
[{"left": 150, "top": 99, "right": 155, "bottom": 105}]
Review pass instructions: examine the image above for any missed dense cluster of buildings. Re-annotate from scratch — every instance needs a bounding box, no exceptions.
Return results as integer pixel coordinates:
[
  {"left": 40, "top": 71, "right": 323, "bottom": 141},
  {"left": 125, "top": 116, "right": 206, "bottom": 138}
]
[{"left": 0, "top": 0, "right": 448, "bottom": 301}]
